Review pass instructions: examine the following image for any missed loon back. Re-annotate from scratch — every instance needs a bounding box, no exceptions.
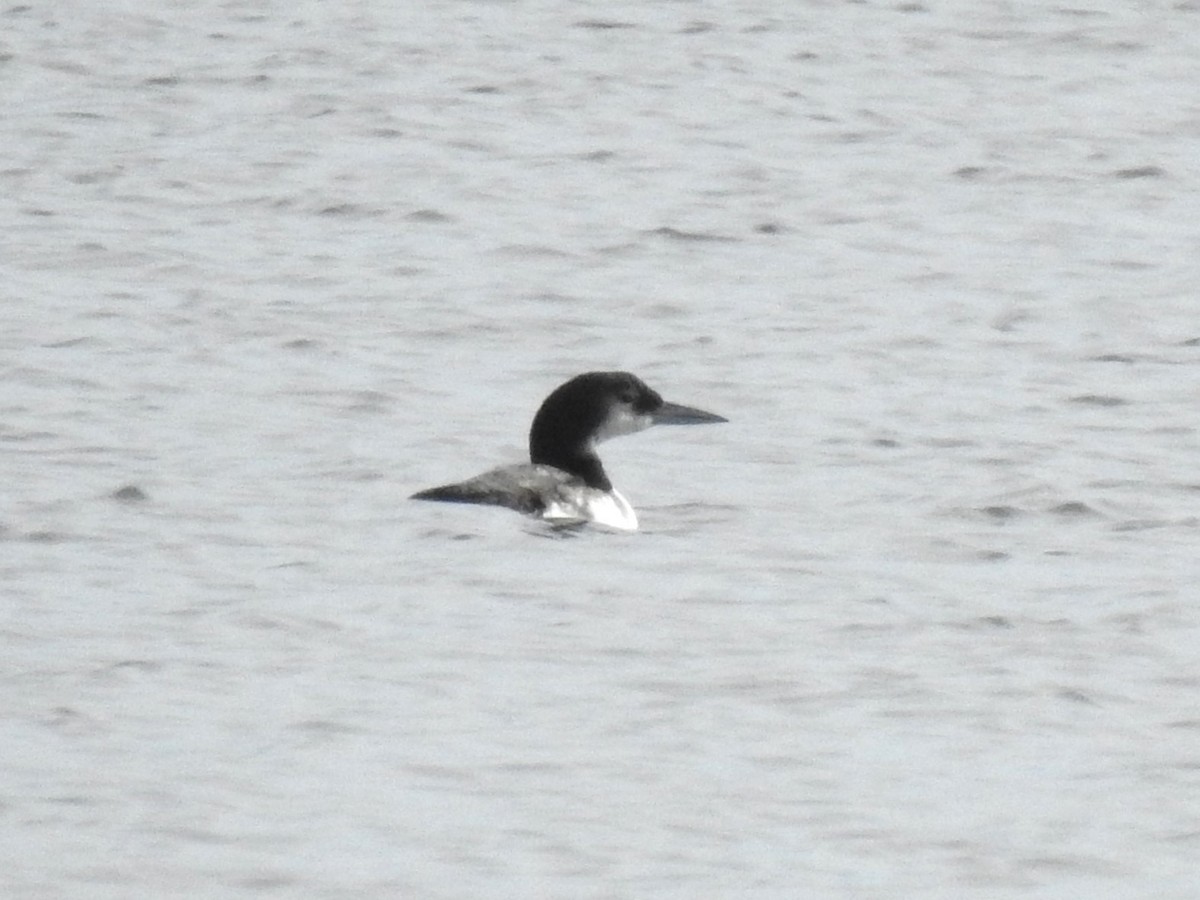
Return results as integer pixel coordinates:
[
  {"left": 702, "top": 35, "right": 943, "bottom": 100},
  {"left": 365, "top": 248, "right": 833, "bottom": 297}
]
[
  {"left": 411, "top": 464, "right": 583, "bottom": 516},
  {"left": 410, "top": 464, "right": 638, "bottom": 529}
]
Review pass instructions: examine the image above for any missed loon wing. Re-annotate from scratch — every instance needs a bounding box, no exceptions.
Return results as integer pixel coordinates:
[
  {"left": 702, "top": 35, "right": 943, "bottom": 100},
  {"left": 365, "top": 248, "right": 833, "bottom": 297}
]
[{"left": 411, "top": 464, "right": 581, "bottom": 515}]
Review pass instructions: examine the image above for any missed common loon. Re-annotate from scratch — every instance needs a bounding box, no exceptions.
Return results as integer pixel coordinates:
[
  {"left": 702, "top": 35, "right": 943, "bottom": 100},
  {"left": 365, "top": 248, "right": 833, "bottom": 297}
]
[{"left": 411, "top": 371, "right": 727, "bottom": 530}]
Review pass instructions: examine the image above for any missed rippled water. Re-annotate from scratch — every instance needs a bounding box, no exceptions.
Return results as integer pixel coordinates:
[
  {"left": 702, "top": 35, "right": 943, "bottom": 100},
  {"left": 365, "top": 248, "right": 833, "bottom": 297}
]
[{"left": 3, "top": 2, "right": 1199, "bottom": 897}]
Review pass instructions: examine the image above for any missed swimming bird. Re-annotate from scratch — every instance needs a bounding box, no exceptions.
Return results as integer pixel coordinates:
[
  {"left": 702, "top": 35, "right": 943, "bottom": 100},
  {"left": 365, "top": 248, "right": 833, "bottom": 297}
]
[{"left": 411, "top": 371, "right": 726, "bottom": 530}]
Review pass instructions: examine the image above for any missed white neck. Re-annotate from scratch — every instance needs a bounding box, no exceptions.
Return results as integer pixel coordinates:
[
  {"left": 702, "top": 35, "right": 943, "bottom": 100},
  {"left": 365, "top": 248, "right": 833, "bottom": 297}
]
[{"left": 542, "top": 488, "right": 639, "bottom": 531}]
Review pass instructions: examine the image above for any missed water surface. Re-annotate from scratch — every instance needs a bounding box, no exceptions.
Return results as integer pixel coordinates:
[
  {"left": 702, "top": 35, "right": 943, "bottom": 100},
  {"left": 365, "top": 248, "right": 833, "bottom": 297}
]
[{"left": 3, "top": 2, "right": 1199, "bottom": 897}]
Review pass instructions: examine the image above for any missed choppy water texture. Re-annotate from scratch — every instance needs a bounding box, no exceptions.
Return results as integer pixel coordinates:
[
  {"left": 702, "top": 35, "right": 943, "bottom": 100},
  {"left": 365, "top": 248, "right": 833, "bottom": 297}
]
[{"left": 3, "top": 1, "right": 1199, "bottom": 897}]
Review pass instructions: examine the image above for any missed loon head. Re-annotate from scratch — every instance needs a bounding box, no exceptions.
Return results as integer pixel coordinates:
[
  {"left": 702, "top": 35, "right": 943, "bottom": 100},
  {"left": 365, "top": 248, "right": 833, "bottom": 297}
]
[{"left": 528, "top": 371, "right": 727, "bottom": 491}]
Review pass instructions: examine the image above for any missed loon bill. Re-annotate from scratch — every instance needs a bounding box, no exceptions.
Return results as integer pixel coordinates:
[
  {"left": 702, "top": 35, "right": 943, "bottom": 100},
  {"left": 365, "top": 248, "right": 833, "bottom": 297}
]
[{"left": 411, "top": 371, "right": 727, "bottom": 530}]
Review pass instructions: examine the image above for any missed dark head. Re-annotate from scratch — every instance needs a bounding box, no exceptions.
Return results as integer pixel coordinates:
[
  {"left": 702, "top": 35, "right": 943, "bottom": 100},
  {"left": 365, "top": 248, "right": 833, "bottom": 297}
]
[{"left": 528, "top": 371, "right": 727, "bottom": 490}]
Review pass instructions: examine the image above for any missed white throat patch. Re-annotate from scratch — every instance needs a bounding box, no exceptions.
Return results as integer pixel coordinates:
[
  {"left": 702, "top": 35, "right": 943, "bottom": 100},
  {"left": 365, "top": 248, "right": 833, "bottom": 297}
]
[{"left": 593, "top": 409, "right": 653, "bottom": 445}]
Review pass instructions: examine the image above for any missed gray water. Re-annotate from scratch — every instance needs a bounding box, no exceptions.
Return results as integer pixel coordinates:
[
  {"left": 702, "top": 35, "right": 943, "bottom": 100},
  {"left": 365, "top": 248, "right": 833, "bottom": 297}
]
[{"left": 3, "top": 1, "right": 1199, "bottom": 897}]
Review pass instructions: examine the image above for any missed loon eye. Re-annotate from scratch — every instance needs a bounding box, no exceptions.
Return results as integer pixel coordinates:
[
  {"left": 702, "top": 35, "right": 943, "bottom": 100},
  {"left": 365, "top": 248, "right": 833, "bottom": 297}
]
[{"left": 618, "top": 390, "right": 636, "bottom": 404}]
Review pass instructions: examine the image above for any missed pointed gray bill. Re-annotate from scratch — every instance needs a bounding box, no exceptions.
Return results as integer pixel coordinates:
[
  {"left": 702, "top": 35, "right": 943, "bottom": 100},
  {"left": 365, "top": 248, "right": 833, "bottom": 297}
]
[{"left": 652, "top": 400, "right": 729, "bottom": 426}]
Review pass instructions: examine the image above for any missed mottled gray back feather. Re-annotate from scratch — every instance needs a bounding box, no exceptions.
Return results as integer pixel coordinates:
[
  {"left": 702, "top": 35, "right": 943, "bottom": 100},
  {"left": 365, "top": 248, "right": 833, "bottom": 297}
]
[{"left": 411, "top": 464, "right": 584, "bottom": 515}]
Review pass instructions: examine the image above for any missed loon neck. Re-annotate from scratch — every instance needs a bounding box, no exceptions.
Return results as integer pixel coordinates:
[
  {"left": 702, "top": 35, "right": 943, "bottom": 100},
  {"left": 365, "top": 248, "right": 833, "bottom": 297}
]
[{"left": 530, "top": 446, "right": 612, "bottom": 491}]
